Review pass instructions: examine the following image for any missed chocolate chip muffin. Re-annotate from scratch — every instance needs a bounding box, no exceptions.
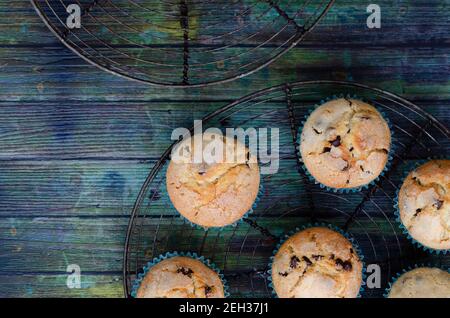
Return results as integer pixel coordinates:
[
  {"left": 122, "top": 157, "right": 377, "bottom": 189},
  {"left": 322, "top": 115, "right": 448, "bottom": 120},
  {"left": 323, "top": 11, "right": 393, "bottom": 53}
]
[
  {"left": 388, "top": 267, "right": 450, "bottom": 298},
  {"left": 271, "top": 227, "right": 363, "bottom": 298},
  {"left": 135, "top": 256, "right": 225, "bottom": 298},
  {"left": 398, "top": 159, "right": 450, "bottom": 251},
  {"left": 167, "top": 132, "right": 260, "bottom": 228},
  {"left": 300, "top": 98, "right": 391, "bottom": 189}
]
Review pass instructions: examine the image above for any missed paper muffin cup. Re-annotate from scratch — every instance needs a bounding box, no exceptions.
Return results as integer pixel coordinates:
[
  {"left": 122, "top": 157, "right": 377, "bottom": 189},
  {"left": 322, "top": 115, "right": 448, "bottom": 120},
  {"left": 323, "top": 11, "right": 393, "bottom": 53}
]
[
  {"left": 297, "top": 94, "right": 394, "bottom": 193},
  {"left": 394, "top": 158, "right": 449, "bottom": 255},
  {"left": 178, "top": 177, "right": 264, "bottom": 231},
  {"left": 267, "top": 222, "right": 366, "bottom": 298},
  {"left": 383, "top": 263, "right": 450, "bottom": 298},
  {"left": 167, "top": 130, "right": 265, "bottom": 231},
  {"left": 131, "top": 251, "right": 230, "bottom": 298}
]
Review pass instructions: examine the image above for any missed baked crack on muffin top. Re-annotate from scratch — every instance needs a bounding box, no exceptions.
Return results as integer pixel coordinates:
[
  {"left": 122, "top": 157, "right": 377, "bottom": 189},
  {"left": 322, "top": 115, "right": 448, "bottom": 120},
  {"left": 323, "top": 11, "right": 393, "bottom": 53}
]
[
  {"left": 398, "top": 159, "right": 450, "bottom": 250},
  {"left": 136, "top": 256, "right": 225, "bottom": 298},
  {"left": 167, "top": 133, "right": 260, "bottom": 228},
  {"left": 300, "top": 98, "right": 391, "bottom": 189},
  {"left": 271, "top": 227, "right": 363, "bottom": 298}
]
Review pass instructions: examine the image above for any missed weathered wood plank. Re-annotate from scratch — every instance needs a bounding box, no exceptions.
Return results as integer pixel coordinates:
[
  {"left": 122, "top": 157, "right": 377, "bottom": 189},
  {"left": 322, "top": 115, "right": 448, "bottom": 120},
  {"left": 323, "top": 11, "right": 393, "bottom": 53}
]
[
  {"left": 1, "top": 156, "right": 447, "bottom": 217},
  {"left": 1, "top": 47, "right": 449, "bottom": 101},
  {"left": 0, "top": 274, "right": 122, "bottom": 298},
  {"left": 0, "top": 0, "right": 448, "bottom": 298},
  {"left": 0, "top": 101, "right": 446, "bottom": 161},
  {"left": 0, "top": 273, "right": 270, "bottom": 298},
  {"left": 0, "top": 1, "right": 449, "bottom": 101},
  {"left": 2, "top": 1, "right": 449, "bottom": 47},
  {"left": 21, "top": 0, "right": 448, "bottom": 85},
  {"left": 2, "top": 216, "right": 447, "bottom": 273},
  {"left": 0, "top": 215, "right": 447, "bottom": 299},
  {"left": 0, "top": 161, "right": 152, "bottom": 216}
]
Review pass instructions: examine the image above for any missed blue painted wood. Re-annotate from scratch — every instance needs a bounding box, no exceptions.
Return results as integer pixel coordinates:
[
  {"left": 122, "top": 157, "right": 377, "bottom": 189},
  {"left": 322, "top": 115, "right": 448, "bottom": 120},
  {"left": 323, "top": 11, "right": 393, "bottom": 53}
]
[{"left": 0, "top": 0, "right": 448, "bottom": 297}]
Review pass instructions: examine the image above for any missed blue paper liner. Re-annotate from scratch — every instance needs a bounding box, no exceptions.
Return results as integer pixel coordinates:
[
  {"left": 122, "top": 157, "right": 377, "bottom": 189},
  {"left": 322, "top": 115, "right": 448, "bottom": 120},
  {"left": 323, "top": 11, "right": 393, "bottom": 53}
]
[
  {"left": 297, "top": 94, "right": 394, "bottom": 193},
  {"left": 131, "top": 251, "right": 230, "bottom": 298},
  {"left": 383, "top": 263, "right": 450, "bottom": 298},
  {"left": 180, "top": 177, "right": 264, "bottom": 231},
  {"left": 267, "top": 223, "right": 366, "bottom": 298},
  {"left": 394, "top": 158, "right": 449, "bottom": 255}
]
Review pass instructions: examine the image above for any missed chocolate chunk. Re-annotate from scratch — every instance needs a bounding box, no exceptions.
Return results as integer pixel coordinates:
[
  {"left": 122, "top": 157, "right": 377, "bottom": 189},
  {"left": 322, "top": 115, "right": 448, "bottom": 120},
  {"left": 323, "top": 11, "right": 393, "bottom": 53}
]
[
  {"left": 205, "top": 285, "right": 213, "bottom": 297},
  {"left": 335, "top": 258, "right": 344, "bottom": 269},
  {"left": 349, "top": 147, "right": 354, "bottom": 152},
  {"left": 302, "top": 256, "right": 313, "bottom": 266},
  {"left": 279, "top": 272, "right": 289, "bottom": 277},
  {"left": 312, "top": 254, "right": 324, "bottom": 261},
  {"left": 329, "top": 254, "right": 335, "bottom": 260},
  {"left": 335, "top": 259, "right": 352, "bottom": 271},
  {"left": 343, "top": 262, "right": 353, "bottom": 271},
  {"left": 177, "top": 267, "right": 194, "bottom": 277},
  {"left": 414, "top": 208, "right": 422, "bottom": 216},
  {"left": 435, "top": 200, "right": 444, "bottom": 210},
  {"left": 323, "top": 147, "right": 332, "bottom": 153},
  {"left": 350, "top": 248, "right": 354, "bottom": 254},
  {"left": 341, "top": 162, "right": 350, "bottom": 171},
  {"left": 360, "top": 116, "right": 371, "bottom": 120},
  {"left": 330, "top": 136, "right": 341, "bottom": 147},
  {"left": 313, "top": 127, "right": 322, "bottom": 135},
  {"left": 198, "top": 164, "right": 207, "bottom": 175},
  {"left": 290, "top": 256, "right": 300, "bottom": 268}
]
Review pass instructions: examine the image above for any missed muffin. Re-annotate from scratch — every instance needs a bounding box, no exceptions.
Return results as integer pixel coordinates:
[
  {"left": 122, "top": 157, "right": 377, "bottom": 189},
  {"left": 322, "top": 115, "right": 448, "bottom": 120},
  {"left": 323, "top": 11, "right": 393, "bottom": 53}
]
[
  {"left": 271, "top": 227, "right": 363, "bottom": 298},
  {"left": 135, "top": 256, "right": 225, "bottom": 298},
  {"left": 300, "top": 98, "right": 391, "bottom": 189},
  {"left": 388, "top": 267, "right": 450, "bottom": 298},
  {"left": 397, "top": 159, "right": 450, "bottom": 251},
  {"left": 167, "top": 132, "right": 260, "bottom": 228}
]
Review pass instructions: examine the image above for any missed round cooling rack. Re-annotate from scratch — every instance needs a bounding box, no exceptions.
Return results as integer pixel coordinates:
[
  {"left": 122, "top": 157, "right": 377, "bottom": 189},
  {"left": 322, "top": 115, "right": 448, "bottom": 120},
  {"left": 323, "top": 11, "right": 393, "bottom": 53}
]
[
  {"left": 31, "top": 0, "right": 334, "bottom": 87},
  {"left": 123, "top": 81, "right": 449, "bottom": 298}
]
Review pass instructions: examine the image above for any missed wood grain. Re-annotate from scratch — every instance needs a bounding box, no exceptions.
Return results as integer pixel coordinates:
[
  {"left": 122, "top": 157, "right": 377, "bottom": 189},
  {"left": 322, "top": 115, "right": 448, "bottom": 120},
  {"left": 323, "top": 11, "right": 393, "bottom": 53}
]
[{"left": 0, "top": 0, "right": 448, "bottom": 297}]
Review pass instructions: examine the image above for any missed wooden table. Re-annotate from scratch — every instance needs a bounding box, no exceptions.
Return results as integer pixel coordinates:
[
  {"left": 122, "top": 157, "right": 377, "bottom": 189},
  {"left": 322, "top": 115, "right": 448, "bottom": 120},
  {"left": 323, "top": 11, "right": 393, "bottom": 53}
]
[{"left": 0, "top": 1, "right": 448, "bottom": 297}]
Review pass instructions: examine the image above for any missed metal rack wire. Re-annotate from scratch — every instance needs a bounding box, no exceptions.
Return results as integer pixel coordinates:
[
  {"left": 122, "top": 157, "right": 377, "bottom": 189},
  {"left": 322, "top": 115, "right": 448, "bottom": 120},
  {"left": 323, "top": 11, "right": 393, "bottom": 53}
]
[
  {"left": 31, "top": 0, "right": 335, "bottom": 87},
  {"left": 123, "top": 80, "right": 449, "bottom": 298}
]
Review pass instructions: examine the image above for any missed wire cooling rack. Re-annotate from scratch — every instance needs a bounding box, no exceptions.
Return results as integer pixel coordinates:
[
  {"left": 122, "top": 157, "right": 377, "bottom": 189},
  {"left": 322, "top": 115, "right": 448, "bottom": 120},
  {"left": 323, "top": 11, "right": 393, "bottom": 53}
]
[
  {"left": 123, "top": 81, "right": 449, "bottom": 298},
  {"left": 31, "top": 0, "right": 334, "bottom": 87}
]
